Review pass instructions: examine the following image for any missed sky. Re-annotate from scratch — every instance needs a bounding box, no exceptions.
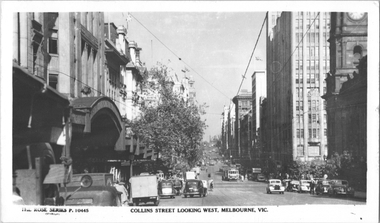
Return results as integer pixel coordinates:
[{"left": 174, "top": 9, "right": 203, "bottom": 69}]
[{"left": 106, "top": 11, "right": 267, "bottom": 141}]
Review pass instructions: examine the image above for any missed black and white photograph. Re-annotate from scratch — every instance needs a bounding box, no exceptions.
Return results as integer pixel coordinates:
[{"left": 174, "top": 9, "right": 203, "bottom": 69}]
[{"left": 1, "top": 1, "right": 379, "bottom": 222}]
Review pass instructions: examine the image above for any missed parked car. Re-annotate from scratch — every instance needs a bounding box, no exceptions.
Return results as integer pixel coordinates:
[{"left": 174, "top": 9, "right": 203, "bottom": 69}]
[
  {"left": 256, "top": 173, "right": 267, "bottom": 182},
  {"left": 246, "top": 169, "right": 253, "bottom": 181},
  {"left": 315, "top": 179, "right": 331, "bottom": 195},
  {"left": 298, "top": 180, "right": 311, "bottom": 193},
  {"left": 183, "top": 179, "right": 207, "bottom": 198},
  {"left": 158, "top": 180, "right": 176, "bottom": 199},
  {"left": 172, "top": 178, "right": 183, "bottom": 196},
  {"left": 59, "top": 173, "right": 121, "bottom": 206},
  {"left": 327, "top": 179, "right": 354, "bottom": 197},
  {"left": 288, "top": 180, "right": 300, "bottom": 192},
  {"left": 266, "top": 179, "right": 285, "bottom": 194}
]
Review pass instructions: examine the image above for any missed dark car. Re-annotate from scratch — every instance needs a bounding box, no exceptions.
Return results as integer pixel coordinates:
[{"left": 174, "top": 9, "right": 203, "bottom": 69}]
[
  {"left": 289, "top": 180, "right": 300, "bottom": 192},
  {"left": 315, "top": 179, "right": 331, "bottom": 195},
  {"left": 183, "top": 179, "right": 206, "bottom": 198},
  {"left": 158, "top": 180, "right": 176, "bottom": 198},
  {"left": 59, "top": 173, "right": 121, "bottom": 206},
  {"left": 327, "top": 179, "right": 354, "bottom": 197}
]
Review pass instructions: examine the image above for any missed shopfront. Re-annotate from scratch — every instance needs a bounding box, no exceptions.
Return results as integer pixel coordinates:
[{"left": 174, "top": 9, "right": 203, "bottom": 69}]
[{"left": 69, "top": 96, "right": 126, "bottom": 174}]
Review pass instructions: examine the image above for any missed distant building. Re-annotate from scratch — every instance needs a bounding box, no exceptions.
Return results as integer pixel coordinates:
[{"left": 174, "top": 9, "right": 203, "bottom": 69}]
[
  {"left": 266, "top": 12, "right": 330, "bottom": 172},
  {"left": 251, "top": 70, "right": 267, "bottom": 165},
  {"left": 232, "top": 89, "right": 252, "bottom": 162}
]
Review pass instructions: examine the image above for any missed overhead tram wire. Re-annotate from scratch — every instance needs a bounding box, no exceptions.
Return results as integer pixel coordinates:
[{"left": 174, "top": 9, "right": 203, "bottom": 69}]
[
  {"left": 235, "top": 13, "right": 267, "bottom": 97},
  {"left": 128, "top": 12, "right": 231, "bottom": 100}
]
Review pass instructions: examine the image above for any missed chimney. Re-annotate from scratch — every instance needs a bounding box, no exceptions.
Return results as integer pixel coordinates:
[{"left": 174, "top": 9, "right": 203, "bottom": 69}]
[{"left": 117, "top": 25, "right": 127, "bottom": 55}]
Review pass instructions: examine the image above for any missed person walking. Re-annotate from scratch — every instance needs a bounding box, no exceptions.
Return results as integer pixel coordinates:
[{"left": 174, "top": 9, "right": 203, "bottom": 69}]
[{"left": 309, "top": 179, "right": 315, "bottom": 195}]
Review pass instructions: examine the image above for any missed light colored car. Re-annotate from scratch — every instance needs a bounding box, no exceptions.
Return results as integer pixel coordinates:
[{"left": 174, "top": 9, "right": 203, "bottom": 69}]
[
  {"left": 298, "top": 180, "right": 311, "bottom": 193},
  {"left": 266, "top": 179, "right": 285, "bottom": 194}
]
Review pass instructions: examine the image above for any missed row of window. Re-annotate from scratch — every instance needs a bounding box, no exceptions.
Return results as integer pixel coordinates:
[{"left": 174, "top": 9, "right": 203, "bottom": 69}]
[
  {"left": 295, "top": 100, "right": 327, "bottom": 111},
  {"left": 296, "top": 128, "right": 327, "bottom": 138}
]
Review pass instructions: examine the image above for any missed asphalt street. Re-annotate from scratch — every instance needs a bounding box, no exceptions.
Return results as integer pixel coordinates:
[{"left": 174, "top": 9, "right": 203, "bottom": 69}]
[{"left": 159, "top": 160, "right": 366, "bottom": 206}]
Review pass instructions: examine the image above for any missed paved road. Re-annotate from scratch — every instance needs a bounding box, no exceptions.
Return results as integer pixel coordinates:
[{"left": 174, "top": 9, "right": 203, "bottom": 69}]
[{"left": 159, "top": 162, "right": 366, "bottom": 206}]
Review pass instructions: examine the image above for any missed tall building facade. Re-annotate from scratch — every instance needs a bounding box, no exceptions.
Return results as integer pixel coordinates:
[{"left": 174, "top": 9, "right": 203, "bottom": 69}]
[
  {"left": 232, "top": 90, "right": 252, "bottom": 161},
  {"left": 266, "top": 12, "right": 330, "bottom": 170},
  {"left": 323, "top": 12, "right": 368, "bottom": 159},
  {"left": 251, "top": 70, "right": 267, "bottom": 165}
]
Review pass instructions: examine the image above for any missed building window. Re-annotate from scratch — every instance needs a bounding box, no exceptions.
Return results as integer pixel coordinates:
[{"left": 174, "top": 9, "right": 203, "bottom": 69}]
[
  {"left": 49, "top": 73, "right": 58, "bottom": 89},
  {"left": 309, "top": 129, "right": 312, "bottom": 139},
  {"left": 48, "top": 30, "right": 58, "bottom": 54},
  {"left": 324, "top": 129, "right": 327, "bottom": 136},
  {"left": 297, "top": 129, "right": 300, "bottom": 138},
  {"left": 313, "top": 129, "right": 317, "bottom": 138}
]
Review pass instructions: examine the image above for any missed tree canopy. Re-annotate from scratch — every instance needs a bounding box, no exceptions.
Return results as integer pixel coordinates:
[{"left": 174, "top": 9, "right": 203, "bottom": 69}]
[{"left": 128, "top": 63, "right": 207, "bottom": 170}]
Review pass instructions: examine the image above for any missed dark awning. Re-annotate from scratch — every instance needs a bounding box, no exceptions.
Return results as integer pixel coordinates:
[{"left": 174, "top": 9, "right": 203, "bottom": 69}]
[{"left": 13, "top": 62, "right": 69, "bottom": 106}]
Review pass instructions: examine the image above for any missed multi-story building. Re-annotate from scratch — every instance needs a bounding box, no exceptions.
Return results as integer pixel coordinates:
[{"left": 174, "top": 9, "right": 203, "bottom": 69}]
[
  {"left": 266, "top": 12, "right": 330, "bottom": 171},
  {"left": 251, "top": 70, "right": 267, "bottom": 165},
  {"left": 232, "top": 89, "right": 252, "bottom": 162},
  {"left": 13, "top": 12, "right": 130, "bottom": 204},
  {"left": 228, "top": 103, "right": 236, "bottom": 159},
  {"left": 322, "top": 12, "right": 367, "bottom": 159},
  {"left": 240, "top": 109, "right": 252, "bottom": 165},
  {"left": 221, "top": 105, "right": 230, "bottom": 158}
]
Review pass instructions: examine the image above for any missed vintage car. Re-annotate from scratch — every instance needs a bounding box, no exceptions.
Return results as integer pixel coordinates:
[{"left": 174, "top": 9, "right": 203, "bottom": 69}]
[
  {"left": 315, "top": 179, "right": 331, "bottom": 195},
  {"left": 172, "top": 178, "right": 183, "bottom": 196},
  {"left": 298, "top": 180, "right": 311, "bottom": 193},
  {"left": 288, "top": 180, "right": 300, "bottom": 192},
  {"left": 59, "top": 173, "right": 122, "bottom": 206},
  {"left": 183, "top": 179, "right": 207, "bottom": 198},
  {"left": 327, "top": 179, "right": 355, "bottom": 197},
  {"left": 158, "top": 180, "right": 176, "bottom": 198},
  {"left": 266, "top": 179, "right": 285, "bottom": 194},
  {"left": 256, "top": 173, "right": 267, "bottom": 182}
]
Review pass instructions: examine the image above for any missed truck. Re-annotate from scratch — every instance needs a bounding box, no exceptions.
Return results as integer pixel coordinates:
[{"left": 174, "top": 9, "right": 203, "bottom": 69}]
[
  {"left": 130, "top": 175, "right": 159, "bottom": 206},
  {"left": 222, "top": 168, "right": 239, "bottom": 181},
  {"left": 192, "top": 167, "right": 201, "bottom": 176},
  {"left": 185, "top": 171, "right": 196, "bottom": 180}
]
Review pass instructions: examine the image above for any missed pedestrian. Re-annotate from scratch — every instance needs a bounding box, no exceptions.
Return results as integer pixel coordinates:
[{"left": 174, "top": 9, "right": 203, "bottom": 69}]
[
  {"left": 309, "top": 179, "right": 315, "bottom": 195},
  {"left": 114, "top": 181, "right": 129, "bottom": 206}
]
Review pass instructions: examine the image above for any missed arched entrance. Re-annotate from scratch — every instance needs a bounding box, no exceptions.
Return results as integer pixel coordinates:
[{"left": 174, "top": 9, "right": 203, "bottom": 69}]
[{"left": 70, "top": 97, "right": 126, "bottom": 173}]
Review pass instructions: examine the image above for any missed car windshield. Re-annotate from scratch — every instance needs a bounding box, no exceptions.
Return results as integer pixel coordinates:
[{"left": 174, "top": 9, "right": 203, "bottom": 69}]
[
  {"left": 229, "top": 170, "right": 237, "bottom": 174},
  {"left": 321, "top": 181, "right": 330, "bottom": 185},
  {"left": 161, "top": 182, "right": 172, "bottom": 187},
  {"left": 270, "top": 180, "right": 281, "bottom": 184},
  {"left": 187, "top": 181, "right": 199, "bottom": 187},
  {"left": 333, "top": 180, "right": 348, "bottom": 185}
]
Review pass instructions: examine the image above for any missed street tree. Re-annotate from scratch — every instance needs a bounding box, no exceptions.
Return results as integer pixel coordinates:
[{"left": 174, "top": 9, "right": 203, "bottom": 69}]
[{"left": 128, "top": 63, "right": 207, "bottom": 170}]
